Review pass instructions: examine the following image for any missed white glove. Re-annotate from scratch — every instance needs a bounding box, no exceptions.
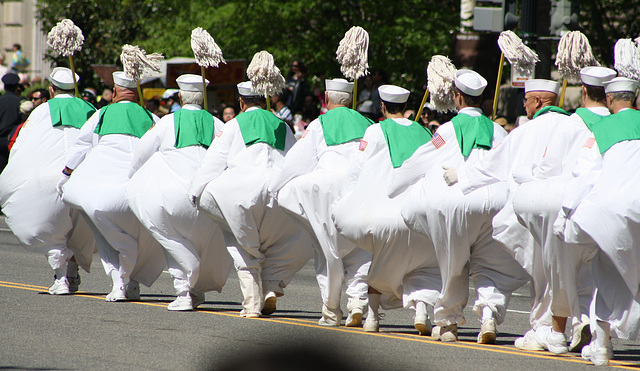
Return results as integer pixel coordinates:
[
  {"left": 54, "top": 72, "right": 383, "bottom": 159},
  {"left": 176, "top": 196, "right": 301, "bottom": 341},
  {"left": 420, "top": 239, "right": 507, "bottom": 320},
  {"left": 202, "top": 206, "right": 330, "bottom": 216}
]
[
  {"left": 443, "top": 166, "right": 458, "bottom": 186},
  {"left": 56, "top": 173, "right": 70, "bottom": 197},
  {"left": 552, "top": 208, "right": 569, "bottom": 240}
]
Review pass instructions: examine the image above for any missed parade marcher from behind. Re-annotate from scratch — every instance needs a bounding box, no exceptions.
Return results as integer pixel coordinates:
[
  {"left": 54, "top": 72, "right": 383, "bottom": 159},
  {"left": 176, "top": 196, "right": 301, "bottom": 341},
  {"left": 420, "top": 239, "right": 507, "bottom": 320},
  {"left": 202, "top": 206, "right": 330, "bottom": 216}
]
[
  {"left": 127, "top": 74, "right": 233, "bottom": 311},
  {"left": 0, "top": 67, "right": 96, "bottom": 294}
]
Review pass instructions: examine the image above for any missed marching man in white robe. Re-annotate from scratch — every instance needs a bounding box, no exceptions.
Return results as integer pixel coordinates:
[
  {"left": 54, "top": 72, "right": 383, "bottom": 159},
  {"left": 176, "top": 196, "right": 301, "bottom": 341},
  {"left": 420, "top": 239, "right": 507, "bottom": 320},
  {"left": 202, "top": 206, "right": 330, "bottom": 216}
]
[
  {"left": 127, "top": 74, "right": 232, "bottom": 311},
  {"left": 333, "top": 85, "right": 441, "bottom": 335},
  {"left": 270, "top": 78, "right": 373, "bottom": 327},
  {"left": 189, "top": 81, "right": 313, "bottom": 318},
  {"left": 443, "top": 79, "right": 572, "bottom": 349},
  {"left": 556, "top": 77, "right": 640, "bottom": 366},
  {"left": 390, "top": 70, "right": 529, "bottom": 343},
  {"left": 57, "top": 71, "right": 165, "bottom": 302},
  {"left": 0, "top": 67, "right": 96, "bottom": 294},
  {"left": 512, "top": 66, "right": 616, "bottom": 354}
]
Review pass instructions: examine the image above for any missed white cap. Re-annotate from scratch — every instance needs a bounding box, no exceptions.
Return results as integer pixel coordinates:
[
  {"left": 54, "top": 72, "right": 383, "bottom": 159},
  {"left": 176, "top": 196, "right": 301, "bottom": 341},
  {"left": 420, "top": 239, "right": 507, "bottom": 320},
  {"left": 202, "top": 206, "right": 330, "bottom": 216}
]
[
  {"left": 237, "top": 81, "right": 260, "bottom": 96},
  {"left": 162, "top": 89, "right": 179, "bottom": 99},
  {"left": 325, "top": 78, "right": 353, "bottom": 93},
  {"left": 604, "top": 77, "right": 639, "bottom": 93},
  {"left": 525, "top": 79, "right": 560, "bottom": 94},
  {"left": 112, "top": 71, "right": 137, "bottom": 89},
  {"left": 378, "top": 85, "right": 410, "bottom": 103},
  {"left": 454, "top": 69, "right": 487, "bottom": 96},
  {"left": 423, "top": 102, "right": 435, "bottom": 111},
  {"left": 49, "top": 67, "right": 79, "bottom": 90},
  {"left": 580, "top": 67, "right": 617, "bottom": 87},
  {"left": 176, "top": 74, "right": 208, "bottom": 92}
]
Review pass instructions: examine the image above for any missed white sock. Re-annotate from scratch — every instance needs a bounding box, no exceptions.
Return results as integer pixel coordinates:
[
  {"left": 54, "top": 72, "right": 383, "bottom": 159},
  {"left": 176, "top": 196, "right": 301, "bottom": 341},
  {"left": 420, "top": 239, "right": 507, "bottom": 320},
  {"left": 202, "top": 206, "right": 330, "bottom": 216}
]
[
  {"left": 594, "top": 320, "right": 610, "bottom": 349},
  {"left": 66, "top": 260, "right": 79, "bottom": 278},
  {"left": 367, "top": 293, "right": 381, "bottom": 319},
  {"left": 415, "top": 301, "right": 427, "bottom": 317},
  {"left": 482, "top": 306, "right": 493, "bottom": 321}
]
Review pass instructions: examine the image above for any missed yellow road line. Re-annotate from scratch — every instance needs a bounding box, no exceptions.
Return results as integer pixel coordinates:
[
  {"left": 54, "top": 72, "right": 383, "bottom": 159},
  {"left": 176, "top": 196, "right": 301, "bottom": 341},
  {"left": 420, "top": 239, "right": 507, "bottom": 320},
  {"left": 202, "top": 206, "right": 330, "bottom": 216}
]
[{"left": 2, "top": 279, "right": 638, "bottom": 369}]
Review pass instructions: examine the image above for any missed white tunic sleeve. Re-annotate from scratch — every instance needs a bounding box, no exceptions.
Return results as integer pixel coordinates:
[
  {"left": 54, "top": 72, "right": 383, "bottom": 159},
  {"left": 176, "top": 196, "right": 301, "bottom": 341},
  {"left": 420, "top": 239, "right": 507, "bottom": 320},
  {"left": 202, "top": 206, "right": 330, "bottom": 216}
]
[
  {"left": 561, "top": 139, "right": 602, "bottom": 212},
  {"left": 269, "top": 119, "right": 322, "bottom": 192},
  {"left": 129, "top": 116, "right": 167, "bottom": 177},
  {"left": 64, "top": 110, "right": 100, "bottom": 170},
  {"left": 457, "top": 132, "right": 512, "bottom": 194},
  {"left": 188, "top": 118, "right": 237, "bottom": 198},
  {"left": 345, "top": 124, "right": 385, "bottom": 187}
]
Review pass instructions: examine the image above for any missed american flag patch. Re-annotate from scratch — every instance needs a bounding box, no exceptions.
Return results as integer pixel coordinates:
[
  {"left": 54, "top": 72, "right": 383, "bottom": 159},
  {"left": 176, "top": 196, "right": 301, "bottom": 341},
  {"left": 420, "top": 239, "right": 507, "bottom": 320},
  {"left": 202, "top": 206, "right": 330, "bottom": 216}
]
[
  {"left": 301, "top": 130, "right": 309, "bottom": 138},
  {"left": 359, "top": 140, "right": 368, "bottom": 151},
  {"left": 431, "top": 133, "right": 445, "bottom": 149},
  {"left": 583, "top": 137, "right": 596, "bottom": 148},
  {"left": 216, "top": 130, "right": 223, "bottom": 137}
]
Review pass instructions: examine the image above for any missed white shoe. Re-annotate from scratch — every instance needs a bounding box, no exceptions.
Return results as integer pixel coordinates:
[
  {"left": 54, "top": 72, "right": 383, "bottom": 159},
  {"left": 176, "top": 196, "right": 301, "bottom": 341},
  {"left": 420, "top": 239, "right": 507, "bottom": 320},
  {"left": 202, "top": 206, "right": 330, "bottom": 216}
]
[
  {"left": 346, "top": 307, "right": 363, "bottom": 328},
  {"left": 261, "top": 292, "right": 277, "bottom": 315},
  {"left": 535, "top": 326, "right": 568, "bottom": 354},
  {"left": 569, "top": 322, "right": 591, "bottom": 352},
  {"left": 48, "top": 276, "right": 70, "bottom": 295},
  {"left": 514, "top": 329, "right": 544, "bottom": 351},
  {"left": 191, "top": 292, "right": 205, "bottom": 309},
  {"left": 67, "top": 274, "right": 81, "bottom": 293},
  {"left": 363, "top": 314, "right": 379, "bottom": 332},
  {"left": 581, "top": 342, "right": 610, "bottom": 366},
  {"left": 106, "top": 285, "right": 127, "bottom": 302},
  {"left": 318, "top": 305, "right": 342, "bottom": 327},
  {"left": 477, "top": 318, "right": 497, "bottom": 344},
  {"left": 126, "top": 280, "right": 140, "bottom": 301},
  {"left": 413, "top": 312, "right": 432, "bottom": 336},
  {"left": 168, "top": 295, "right": 193, "bottom": 311},
  {"left": 432, "top": 324, "right": 458, "bottom": 342}
]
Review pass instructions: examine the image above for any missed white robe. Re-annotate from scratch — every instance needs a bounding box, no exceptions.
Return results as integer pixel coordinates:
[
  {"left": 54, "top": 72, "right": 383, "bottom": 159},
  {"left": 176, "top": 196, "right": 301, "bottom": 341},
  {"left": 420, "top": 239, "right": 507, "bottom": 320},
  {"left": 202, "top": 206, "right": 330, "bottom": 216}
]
[
  {"left": 126, "top": 105, "right": 232, "bottom": 296},
  {"left": 189, "top": 106, "right": 314, "bottom": 295},
  {"left": 269, "top": 117, "right": 371, "bottom": 310},
  {"left": 564, "top": 137, "right": 640, "bottom": 340},
  {"left": 457, "top": 109, "right": 572, "bottom": 329},
  {"left": 333, "top": 118, "right": 441, "bottom": 310},
  {"left": 512, "top": 107, "right": 608, "bottom": 322},
  {"left": 62, "top": 101, "right": 166, "bottom": 287},
  {"left": 392, "top": 107, "right": 528, "bottom": 326},
  {"left": 0, "top": 96, "right": 95, "bottom": 272}
]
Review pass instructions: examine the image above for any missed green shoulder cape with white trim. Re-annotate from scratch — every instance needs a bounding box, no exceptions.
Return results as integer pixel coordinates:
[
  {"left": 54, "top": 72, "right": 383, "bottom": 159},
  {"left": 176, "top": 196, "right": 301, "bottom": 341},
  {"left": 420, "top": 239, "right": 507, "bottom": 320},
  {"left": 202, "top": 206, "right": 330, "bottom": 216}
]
[{"left": 379, "top": 119, "right": 432, "bottom": 168}]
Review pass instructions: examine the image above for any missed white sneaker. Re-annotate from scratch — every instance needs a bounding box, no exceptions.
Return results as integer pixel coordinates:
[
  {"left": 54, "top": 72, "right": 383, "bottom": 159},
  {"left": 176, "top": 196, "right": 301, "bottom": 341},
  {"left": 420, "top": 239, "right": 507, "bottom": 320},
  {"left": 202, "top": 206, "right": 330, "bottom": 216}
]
[
  {"left": 569, "top": 322, "right": 591, "bottom": 352},
  {"left": 48, "top": 276, "right": 70, "bottom": 295},
  {"left": 126, "top": 280, "right": 140, "bottom": 301},
  {"left": 106, "top": 285, "right": 127, "bottom": 302},
  {"left": 67, "top": 274, "right": 81, "bottom": 293},
  {"left": 414, "top": 312, "right": 432, "bottom": 336},
  {"left": 318, "top": 305, "right": 342, "bottom": 327},
  {"left": 432, "top": 324, "right": 458, "bottom": 342},
  {"left": 345, "top": 307, "right": 364, "bottom": 328},
  {"left": 261, "top": 292, "right": 277, "bottom": 315},
  {"left": 168, "top": 295, "right": 193, "bottom": 311},
  {"left": 514, "top": 329, "right": 544, "bottom": 351},
  {"left": 535, "top": 326, "right": 568, "bottom": 354},
  {"left": 581, "top": 342, "right": 610, "bottom": 366},
  {"left": 191, "top": 292, "right": 205, "bottom": 309},
  {"left": 477, "top": 318, "right": 497, "bottom": 344},
  {"left": 363, "top": 314, "right": 380, "bottom": 332}
]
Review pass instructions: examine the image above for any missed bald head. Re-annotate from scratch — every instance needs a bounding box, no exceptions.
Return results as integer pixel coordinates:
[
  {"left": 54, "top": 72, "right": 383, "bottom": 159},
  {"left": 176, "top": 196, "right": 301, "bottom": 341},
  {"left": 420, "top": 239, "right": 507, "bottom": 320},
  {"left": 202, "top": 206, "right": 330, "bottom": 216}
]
[{"left": 523, "top": 90, "right": 558, "bottom": 119}]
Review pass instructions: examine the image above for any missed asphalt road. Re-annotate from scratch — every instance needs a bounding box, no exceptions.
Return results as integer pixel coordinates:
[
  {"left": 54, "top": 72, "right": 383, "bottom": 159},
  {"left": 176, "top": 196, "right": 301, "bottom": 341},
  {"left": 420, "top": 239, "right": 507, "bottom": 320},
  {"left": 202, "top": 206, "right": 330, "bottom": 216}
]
[{"left": 1, "top": 216, "right": 639, "bottom": 370}]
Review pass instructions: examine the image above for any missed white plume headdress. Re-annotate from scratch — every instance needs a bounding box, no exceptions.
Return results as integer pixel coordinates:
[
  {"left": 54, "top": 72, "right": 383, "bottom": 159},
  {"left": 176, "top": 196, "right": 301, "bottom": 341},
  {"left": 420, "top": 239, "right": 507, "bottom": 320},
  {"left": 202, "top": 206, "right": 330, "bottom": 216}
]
[
  {"left": 498, "top": 30, "right": 539, "bottom": 75},
  {"left": 614, "top": 38, "right": 640, "bottom": 80},
  {"left": 555, "top": 31, "right": 599, "bottom": 83},
  {"left": 427, "top": 55, "right": 457, "bottom": 113},
  {"left": 246, "top": 50, "right": 286, "bottom": 98},
  {"left": 47, "top": 19, "right": 84, "bottom": 57},
  {"left": 120, "top": 44, "right": 164, "bottom": 82},
  {"left": 191, "top": 27, "right": 226, "bottom": 68},
  {"left": 336, "top": 26, "right": 370, "bottom": 80}
]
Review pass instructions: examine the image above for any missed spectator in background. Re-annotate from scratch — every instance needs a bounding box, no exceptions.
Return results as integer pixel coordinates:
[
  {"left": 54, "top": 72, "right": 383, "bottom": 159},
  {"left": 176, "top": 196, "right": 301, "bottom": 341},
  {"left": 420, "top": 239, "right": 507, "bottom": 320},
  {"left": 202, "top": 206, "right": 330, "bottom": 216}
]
[
  {"left": 301, "top": 94, "right": 320, "bottom": 126},
  {"left": 7, "top": 88, "right": 50, "bottom": 151},
  {"left": 222, "top": 106, "right": 236, "bottom": 122},
  {"left": 419, "top": 102, "right": 442, "bottom": 134},
  {"left": 286, "top": 59, "right": 310, "bottom": 114},
  {"left": 95, "top": 88, "right": 113, "bottom": 109},
  {"left": 163, "top": 89, "right": 181, "bottom": 113},
  {"left": 145, "top": 98, "right": 164, "bottom": 118},
  {"left": 403, "top": 109, "right": 416, "bottom": 121},
  {"left": 272, "top": 89, "right": 293, "bottom": 129},
  {"left": 10, "top": 44, "right": 30, "bottom": 74},
  {"left": 0, "top": 73, "right": 24, "bottom": 171},
  {"left": 82, "top": 88, "right": 98, "bottom": 106},
  {"left": 30, "top": 89, "right": 50, "bottom": 109},
  {"left": 356, "top": 75, "right": 375, "bottom": 120},
  {"left": 369, "top": 69, "right": 387, "bottom": 120}
]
